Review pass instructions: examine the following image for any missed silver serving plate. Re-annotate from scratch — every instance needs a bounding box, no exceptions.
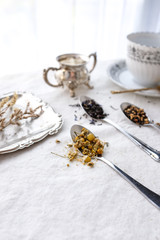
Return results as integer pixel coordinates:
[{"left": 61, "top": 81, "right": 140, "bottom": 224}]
[{"left": 0, "top": 91, "right": 63, "bottom": 154}]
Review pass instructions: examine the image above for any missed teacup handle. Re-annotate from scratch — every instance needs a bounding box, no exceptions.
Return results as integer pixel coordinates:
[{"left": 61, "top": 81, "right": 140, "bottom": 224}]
[
  {"left": 43, "top": 67, "right": 62, "bottom": 87},
  {"left": 88, "top": 52, "right": 97, "bottom": 73}
]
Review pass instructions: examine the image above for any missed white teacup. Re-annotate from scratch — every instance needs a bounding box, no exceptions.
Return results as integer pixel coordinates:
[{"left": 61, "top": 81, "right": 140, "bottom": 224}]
[{"left": 126, "top": 32, "right": 160, "bottom": 86}]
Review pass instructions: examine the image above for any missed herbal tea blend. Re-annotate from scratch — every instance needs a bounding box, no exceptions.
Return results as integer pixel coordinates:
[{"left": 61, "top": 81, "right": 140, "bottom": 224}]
[
  {"left": 82, "top": 99, "right": 107, "bottom": 119},
  {"left": 52, "top": 127, "right": 108, "bottom": 168},
  {"left": 124, "top": 104, "right": 149, "bottom": 125},
  {"left": 67, "top": 127, "right": 107, "bottom": 167},
  {"left": 73, "top": 127, "right": 105, "bottom": 158}
]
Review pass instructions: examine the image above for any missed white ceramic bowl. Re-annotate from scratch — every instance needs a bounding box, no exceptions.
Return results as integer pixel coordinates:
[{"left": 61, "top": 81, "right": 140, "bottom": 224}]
[{"left": 126, "top": 32, "right": 160, "bottom": 86}]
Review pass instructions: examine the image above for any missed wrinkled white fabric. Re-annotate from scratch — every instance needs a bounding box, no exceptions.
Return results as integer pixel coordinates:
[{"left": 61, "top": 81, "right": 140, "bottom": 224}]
[{"left": 0, "top": 61, "right": 160, "bottom": 240}]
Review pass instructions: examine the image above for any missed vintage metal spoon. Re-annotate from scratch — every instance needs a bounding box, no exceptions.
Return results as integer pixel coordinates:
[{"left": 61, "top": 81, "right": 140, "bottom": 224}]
[
  {"left": 71, "top": 124, "right": 160, "bottom": 210},
  {"left": 80, "top": 96, "right": 160, "bottom": 162},
  {"left": 120, "top": 102, "right": 160, "bottom": 130}
]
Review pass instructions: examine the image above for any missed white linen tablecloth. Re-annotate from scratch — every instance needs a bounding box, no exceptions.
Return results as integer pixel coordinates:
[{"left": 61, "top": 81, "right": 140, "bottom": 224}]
[{"left": 0, "top": 61, "right": 160, "bottom": 240}]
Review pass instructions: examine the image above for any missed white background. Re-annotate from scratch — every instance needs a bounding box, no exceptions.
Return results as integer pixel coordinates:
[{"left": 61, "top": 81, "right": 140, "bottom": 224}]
[{"left": 0, "top": 0, "right": 159, "bottom": 77}]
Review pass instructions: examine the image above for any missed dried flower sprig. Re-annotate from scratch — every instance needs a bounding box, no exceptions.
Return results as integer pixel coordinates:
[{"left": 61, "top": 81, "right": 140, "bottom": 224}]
[
  {"left": 0, "top": 96, "right": 9, "bottom": 109},
  {"left": 0, "top": 93, "right": 18, "bottom": 117},
  {"left": 0, "top": 93, "right": 44, "bottom": 131}
]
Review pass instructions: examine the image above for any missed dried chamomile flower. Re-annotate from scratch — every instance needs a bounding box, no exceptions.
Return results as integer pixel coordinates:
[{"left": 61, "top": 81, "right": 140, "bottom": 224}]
[
  {"left": 87, "top": 162, "right": 94, "bottom": 167},
  {"left": 73, "top": 128, "right": 105, "bottom": 158},
  {"left": 82, "top": 156, "right": 91, "bottom": 163},
  {"left": 68, "top": 149, "right": 78, "bottom": 161}
]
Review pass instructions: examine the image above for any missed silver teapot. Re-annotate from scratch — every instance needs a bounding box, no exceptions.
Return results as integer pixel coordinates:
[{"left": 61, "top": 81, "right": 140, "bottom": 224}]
[{"left": 43, "top": 52, "right": 97, "bottom": 97}]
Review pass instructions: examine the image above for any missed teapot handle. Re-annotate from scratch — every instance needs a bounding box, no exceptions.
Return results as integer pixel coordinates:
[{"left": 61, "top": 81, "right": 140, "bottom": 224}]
[
  {"left": 88, "top": 52, "right": 97, "bottom": 73},
  {"left": 43, "top": 67, "right": 62, "bottom": 87}
]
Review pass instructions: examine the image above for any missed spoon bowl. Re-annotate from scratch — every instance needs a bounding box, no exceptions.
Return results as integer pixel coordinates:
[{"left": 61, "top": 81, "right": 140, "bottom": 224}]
[
  {"left": 80, "top": 95, "right": 107, "bottom": 119},
  {"left": 70, "top": 124, "right": 160, "bottom": 210},
  {"left": 70, "top": 124, "right": 84, "bottom": 143},
  {"left": 120, "top": 102, "right": 160, "bottom": 130},
  {"left": 79, "top": 95, "right": 160, "bottom": 161}
]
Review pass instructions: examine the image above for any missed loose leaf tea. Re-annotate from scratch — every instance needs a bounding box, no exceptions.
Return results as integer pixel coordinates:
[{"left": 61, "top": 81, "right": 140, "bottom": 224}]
[
  {"left": 124, "top": 104, "right": 149, "bottom": 125},
  {"left": 51, "top": 127, "right": 108, "bottom": 167},
  {"left": 82, "top": 99, "right": 108, "bottom": 119},
  {"left": 73, "top": 127, "right": 105, "bottom": 158},
  {"left": 67, "top": 127, "right": 108, "bottom": 167}
]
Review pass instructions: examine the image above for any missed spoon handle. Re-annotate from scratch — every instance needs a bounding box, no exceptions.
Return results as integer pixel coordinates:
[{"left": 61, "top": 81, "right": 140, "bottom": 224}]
[
  {"left": 151, "top": 123, "right": 160, "bottom": 130},
  {"left": 111, "top": 87, "right": 157, "bottom": 94},
  {"left": 100, "top": 157, "right": 160, "bottom": 210},
  {"left": 103, "top": 118, "right": 160, "bottom": 162}
]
